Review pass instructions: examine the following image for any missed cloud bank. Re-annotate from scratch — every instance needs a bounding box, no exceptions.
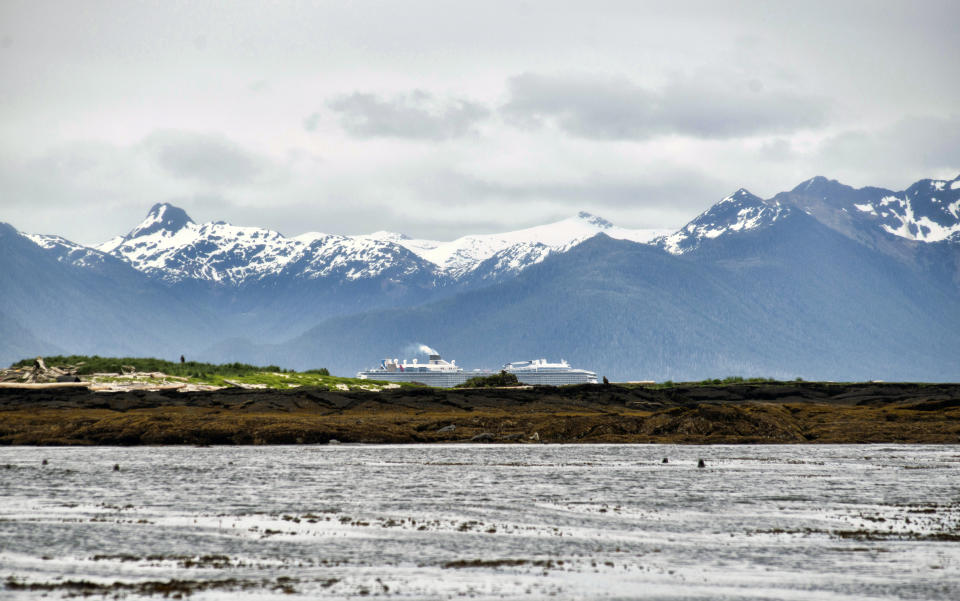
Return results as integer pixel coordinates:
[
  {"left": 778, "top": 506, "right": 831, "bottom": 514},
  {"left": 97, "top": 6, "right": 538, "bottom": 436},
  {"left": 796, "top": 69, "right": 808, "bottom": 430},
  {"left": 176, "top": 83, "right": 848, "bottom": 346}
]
[
  {"left": 327, "top": 91, "right": 489, "bottom": 140},
  {"left": 1, "top": 1, "right": 958, "bottom": 245},
  {"left": 501, "top": 73, "right": 829, "bottom": 140}
]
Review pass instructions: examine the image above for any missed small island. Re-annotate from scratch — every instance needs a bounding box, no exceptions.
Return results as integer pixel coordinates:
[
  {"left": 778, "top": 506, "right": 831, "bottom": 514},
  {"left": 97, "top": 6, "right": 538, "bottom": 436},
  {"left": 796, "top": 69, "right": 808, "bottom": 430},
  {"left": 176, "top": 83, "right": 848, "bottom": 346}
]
[{"left": 1, "top": 356, "right": 958, "bottom": 446}]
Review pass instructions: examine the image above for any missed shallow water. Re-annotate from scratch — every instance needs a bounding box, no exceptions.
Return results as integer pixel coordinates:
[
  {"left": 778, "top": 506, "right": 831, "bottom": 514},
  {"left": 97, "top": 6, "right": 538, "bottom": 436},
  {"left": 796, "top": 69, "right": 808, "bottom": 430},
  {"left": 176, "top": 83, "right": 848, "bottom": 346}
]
[{"left": 1, "top": 444, "right": 959, "bottom": 600}]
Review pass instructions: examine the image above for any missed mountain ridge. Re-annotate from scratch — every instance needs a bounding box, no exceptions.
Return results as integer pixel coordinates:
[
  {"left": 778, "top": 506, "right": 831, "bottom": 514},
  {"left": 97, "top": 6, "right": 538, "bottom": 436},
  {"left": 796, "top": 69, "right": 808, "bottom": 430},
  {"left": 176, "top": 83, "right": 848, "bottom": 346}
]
[
  {"left": 17, "top": 173, "right": 960, "bottom": 289},
  {"left": 3, "top": 172, "right": 959, "bottom": 379},
  {"left": 217, "top": 215, "right": 960, "bottom": 381}
]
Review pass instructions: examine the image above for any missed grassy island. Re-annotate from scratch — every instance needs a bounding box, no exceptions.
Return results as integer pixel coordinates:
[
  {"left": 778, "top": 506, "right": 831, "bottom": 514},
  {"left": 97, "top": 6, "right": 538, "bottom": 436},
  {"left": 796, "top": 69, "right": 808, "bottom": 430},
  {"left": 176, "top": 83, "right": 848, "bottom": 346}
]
[{"left": 0, "top": 357, "right": 958, "bottom": 446}]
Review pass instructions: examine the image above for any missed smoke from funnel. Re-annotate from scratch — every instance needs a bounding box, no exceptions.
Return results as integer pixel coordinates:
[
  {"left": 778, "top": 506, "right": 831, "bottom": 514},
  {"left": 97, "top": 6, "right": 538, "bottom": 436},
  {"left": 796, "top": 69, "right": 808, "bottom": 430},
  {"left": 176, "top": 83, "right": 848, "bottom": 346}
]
[{"left": 405, "top": 343, "right": 439, "bottom": 356}]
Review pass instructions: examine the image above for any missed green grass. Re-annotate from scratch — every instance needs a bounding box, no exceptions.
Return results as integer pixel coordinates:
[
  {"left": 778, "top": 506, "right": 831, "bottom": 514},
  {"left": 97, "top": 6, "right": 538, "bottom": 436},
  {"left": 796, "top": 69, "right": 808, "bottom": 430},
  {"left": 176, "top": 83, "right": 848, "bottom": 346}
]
[
  {"left": 631, "top": 376, "right": 797, "bottom": 390},
  {"left": 185, "top": 371, "right": 420, "bottom": 390},
  {"left": 9, "top": 355, "right": 420, "bottom": 391},
  {"left": 11, "top": 355, "right": 287, "bottom": 378}
]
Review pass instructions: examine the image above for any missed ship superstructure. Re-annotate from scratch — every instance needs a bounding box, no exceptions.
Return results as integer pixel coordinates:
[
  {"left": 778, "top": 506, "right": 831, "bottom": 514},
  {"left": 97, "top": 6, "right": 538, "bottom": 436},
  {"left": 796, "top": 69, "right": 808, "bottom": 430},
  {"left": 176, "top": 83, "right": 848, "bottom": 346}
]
[
  {"left": 502, "top": 358, "right": 598, "bottom": 385},
  {"left": 357, "top": 353, "right": 476, "bottom": 387},
  {"left": 359, "top": 351, "right": 598, "bottom": 387}
]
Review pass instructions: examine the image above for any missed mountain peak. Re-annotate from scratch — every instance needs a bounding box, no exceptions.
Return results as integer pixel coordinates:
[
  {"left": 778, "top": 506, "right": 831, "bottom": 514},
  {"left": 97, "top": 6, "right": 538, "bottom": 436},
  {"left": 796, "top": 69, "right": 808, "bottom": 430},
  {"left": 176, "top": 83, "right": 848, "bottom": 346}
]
[
  {"left": 720, "top": 188, "right": 762, "bottom": 204},
  {"left": 576, "top": 211, "right": 613, "bottom": 229},
  {"left": 657, "top": 188, "right": 791, "bottom": 254},
  {"left": 791, "top": 175, "right": 850, "bottom": 195},
  {"left": 128, "top": 203, "right": 195, "bottom": 239}
]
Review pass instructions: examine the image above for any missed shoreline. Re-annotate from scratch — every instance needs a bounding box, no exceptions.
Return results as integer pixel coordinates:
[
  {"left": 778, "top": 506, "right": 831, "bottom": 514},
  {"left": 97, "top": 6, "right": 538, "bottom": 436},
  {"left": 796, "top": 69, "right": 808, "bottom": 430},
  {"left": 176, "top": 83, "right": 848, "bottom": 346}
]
[{"left": 2, "top": 382, "right": 958, "bottom": 446}]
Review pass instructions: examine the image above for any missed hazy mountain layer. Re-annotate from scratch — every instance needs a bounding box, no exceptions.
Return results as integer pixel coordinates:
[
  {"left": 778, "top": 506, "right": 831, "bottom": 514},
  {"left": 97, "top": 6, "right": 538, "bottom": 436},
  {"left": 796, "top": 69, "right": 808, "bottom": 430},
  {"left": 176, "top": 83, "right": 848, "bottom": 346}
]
[
  {"left": 2, "top": 174, "right": 959, "bottom": 380},
  {"left": 217, "top": 219, "right": 960, "bottom": 381}
]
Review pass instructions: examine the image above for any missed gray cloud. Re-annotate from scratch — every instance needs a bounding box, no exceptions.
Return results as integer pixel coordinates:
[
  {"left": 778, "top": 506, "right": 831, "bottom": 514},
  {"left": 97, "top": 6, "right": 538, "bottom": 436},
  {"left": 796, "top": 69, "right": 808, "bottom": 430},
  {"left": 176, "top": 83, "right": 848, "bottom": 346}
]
[
  {"left": 818, "top": 115, "right": 960, "bottom": 175},
  {"left": 302, "top": 113, "right": 321, "bottom": 132},
  {"left": 247, "top": 80, "right": 269, "bottom": 94},
  {"left": 3, "top": 2, "right": 959, "bottom": 245},
  {"left": 757, "top": 138, "right": 797, "bottom": 162},
  {"left": 0, "top": 141, "right": 132, "bottom": 209},
  {"left": 141, "top": 130, "right": 269, "bottom": 186},
  {"left": 502, "top": 72, "right": 829, "bottom": 140},
  {"left": 327, "top": 90, "right": 489, "bottom": 140},
  {"left": 386, "top": 165, "right": 728, "bottom": 233},
  {"left": 442, "top": 173, "right": 723, "bottom": 213},
  {"left": 0, "top": 130, "right": 287, "bottom": 244}
]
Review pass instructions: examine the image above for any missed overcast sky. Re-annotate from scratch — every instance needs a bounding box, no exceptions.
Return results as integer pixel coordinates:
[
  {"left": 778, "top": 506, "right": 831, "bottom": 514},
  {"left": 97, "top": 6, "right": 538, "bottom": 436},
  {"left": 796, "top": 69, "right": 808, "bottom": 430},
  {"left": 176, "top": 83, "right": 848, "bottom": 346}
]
[{"left": 1, "top": 0, "right": 958, "bottom": 244}]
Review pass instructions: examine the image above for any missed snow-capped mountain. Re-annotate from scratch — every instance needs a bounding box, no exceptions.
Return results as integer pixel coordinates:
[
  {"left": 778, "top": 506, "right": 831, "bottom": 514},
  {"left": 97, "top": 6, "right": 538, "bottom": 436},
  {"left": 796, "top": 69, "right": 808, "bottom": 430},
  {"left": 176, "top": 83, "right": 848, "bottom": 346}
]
[
  {"left": 362, "top": 211, "right": 666, "bottom": 279},
  {"left": 778, "top": 175, "right": 960, "bottom": 244},
  {"left": 655, "top": 175, "right": 960, "bottom": 257},
  {"left": 93, "top": 204, "right": 666, "bottom": 286},
  {"left": 96, "top": 203, "right": 441, "bottom": 286},
  {"left": 656, "top": 189, "right": 793, "bottom": 254},
  {"left": 25, "top": 174, "right": 960, "bottom": 290}
]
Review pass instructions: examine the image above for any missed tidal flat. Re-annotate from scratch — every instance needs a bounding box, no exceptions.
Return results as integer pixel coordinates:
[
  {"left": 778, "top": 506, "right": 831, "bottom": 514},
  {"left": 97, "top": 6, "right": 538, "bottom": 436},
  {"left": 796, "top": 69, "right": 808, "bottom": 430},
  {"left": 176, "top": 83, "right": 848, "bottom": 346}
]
[
  {"left": 2, "top": 445, "right": 959, "bottom": 599},
  {"left": 2, "top": 382, "right": 960, "bottom": 445}
]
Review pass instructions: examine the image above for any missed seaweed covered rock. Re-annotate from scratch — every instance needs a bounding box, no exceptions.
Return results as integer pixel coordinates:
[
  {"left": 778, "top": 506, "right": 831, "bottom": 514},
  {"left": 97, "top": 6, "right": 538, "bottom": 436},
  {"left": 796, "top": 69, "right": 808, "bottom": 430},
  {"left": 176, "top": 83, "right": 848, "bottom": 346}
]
[{"left": 641, "top": 404, "right": 806, "bottom": 443}]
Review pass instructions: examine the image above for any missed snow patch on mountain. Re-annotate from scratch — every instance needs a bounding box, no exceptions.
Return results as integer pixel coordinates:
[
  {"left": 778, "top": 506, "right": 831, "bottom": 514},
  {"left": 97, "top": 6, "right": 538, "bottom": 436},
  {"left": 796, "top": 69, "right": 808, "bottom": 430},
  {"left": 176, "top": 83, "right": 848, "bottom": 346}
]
[
  {"left": 949, "top": 200, "right": 960, "bottom": 219},
  {"left": 467, "top": 241, "right": 555, "bottom": 283},
  {"left": 353, "top": 231, "right": 441, "bottom": 259},
  {"left": 367, "top": 211, "right": 666, "bottom": 278},
  {"left": 657, "top": 189, "right": 790, "bottom": 254},
  {"left": 26, "top": 233, "right": 80, "bottom": 253},
  {"left": 25, "top": 233, "right": 114, "bottom": 269},
  {"left": 289, "top": 233, "right": 434, "bottom": 281},
  {"left": 838, "top": 180, "right": 960, "bottom": 242}
]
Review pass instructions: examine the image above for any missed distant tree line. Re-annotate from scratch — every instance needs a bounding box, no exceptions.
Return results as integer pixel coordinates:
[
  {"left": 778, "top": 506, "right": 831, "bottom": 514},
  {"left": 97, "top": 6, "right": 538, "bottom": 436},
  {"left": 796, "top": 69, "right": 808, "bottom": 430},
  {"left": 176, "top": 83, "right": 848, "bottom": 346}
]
[{"left": 455, "top": 370, "right": 520, "bottom": 388}]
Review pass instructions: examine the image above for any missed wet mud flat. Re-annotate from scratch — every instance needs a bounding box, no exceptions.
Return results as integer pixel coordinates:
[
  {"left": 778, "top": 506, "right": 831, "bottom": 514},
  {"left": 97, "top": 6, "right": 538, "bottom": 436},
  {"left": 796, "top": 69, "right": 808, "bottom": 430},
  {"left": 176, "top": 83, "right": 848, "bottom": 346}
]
[
  {"left": 1, "top": 382, "right": 959, "bottom": 445},
  {"left": 1, "top": 445, "right": 959, "bottom": 600}
]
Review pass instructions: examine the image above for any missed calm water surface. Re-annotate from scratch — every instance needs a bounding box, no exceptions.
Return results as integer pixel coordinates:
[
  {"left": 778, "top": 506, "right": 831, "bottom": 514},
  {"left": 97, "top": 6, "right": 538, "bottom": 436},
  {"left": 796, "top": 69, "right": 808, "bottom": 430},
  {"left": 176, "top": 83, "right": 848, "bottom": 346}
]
[{"left": 1, "top": 444, "right": 959, "bottom": 599}]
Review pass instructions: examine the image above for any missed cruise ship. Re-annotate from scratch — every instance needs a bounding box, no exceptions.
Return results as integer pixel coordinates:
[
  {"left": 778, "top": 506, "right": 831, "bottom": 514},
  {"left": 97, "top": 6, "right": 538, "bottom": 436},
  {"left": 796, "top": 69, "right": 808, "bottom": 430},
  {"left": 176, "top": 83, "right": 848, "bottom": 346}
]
[
  {"left": 503, "top": 358, "right": 598, "bottom": 385},
  {"left": 357, "top": 354, "right": 479, "bottom": 387}
]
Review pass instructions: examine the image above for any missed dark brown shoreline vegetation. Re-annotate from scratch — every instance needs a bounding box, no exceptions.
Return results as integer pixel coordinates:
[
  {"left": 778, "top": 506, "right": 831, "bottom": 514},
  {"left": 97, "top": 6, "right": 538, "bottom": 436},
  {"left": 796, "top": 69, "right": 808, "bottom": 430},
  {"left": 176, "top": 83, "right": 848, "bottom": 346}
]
[{"left": 1, "top": 381, "right": 959, "bottom": 446}]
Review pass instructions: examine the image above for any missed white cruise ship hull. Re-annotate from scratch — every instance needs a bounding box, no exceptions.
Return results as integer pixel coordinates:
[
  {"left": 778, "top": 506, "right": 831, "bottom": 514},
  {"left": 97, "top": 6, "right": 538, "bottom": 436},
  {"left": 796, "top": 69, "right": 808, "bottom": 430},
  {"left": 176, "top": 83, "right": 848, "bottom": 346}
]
[
  {"left": 356, "top": 370, "right": 473, "bottom": 388},
  {"left": 507, "top": 369, "right": 598, "bottom": 386},
  {"left": 502, "top": 358, "right": 598, "bottom": 385}
]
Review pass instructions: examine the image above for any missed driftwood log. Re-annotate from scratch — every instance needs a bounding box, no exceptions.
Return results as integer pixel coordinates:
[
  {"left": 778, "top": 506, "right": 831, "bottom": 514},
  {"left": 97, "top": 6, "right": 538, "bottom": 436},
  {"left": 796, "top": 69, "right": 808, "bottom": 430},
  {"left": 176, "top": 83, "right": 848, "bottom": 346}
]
[{"left": 0, "top": 357, "right": 82, "bottom": 384}]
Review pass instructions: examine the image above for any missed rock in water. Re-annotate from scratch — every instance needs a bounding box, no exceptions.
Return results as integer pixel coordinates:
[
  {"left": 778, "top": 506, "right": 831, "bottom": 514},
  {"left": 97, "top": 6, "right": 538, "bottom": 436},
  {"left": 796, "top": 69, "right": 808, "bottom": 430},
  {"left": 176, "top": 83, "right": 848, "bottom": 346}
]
[
  {"left": 697, "top": 459, "right": 706, "bottom": 468},
  {"left": 661, "top": 457, "right": 668, "bottom": 464}
]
